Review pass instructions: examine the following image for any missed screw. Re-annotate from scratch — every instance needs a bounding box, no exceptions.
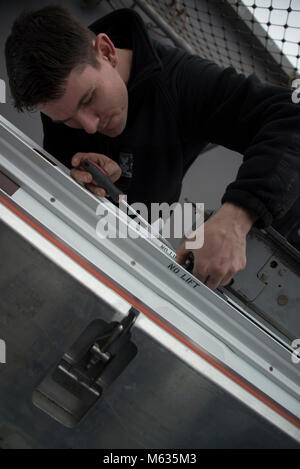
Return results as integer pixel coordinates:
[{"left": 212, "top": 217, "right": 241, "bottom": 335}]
[
  {"left": 50, "top": 197, "right": 56, "bottom": 203},
  {"left": 259, "top": 272, "right": 268, "bottom": 283},
  {"left": 131, "top": 261, "right": 136, "bottom": 266}
]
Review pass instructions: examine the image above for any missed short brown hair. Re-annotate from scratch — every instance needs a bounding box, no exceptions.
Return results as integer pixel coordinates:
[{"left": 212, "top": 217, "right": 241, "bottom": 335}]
[{"left": 5, "top": 4, "right": 99, "bottom": 112}]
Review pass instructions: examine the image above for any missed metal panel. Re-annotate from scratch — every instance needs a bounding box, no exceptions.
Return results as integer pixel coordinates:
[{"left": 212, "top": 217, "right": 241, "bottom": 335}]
[
  {"left": 0, "top": 220, "right": 299, "bottom": 449},
  {"left": 0, "top": 114, "right": 299, "bottom": 444}
]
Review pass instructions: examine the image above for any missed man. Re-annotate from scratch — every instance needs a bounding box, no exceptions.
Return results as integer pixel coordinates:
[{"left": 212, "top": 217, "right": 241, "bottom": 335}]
[{"left": 5, "top": 6, "right": 300, "bottom": 290}]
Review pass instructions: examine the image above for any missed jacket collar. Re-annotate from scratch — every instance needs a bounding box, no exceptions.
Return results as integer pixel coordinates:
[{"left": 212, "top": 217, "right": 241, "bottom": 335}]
[{"left": 88, "top": 8, "right": 163, "bottom": 91}]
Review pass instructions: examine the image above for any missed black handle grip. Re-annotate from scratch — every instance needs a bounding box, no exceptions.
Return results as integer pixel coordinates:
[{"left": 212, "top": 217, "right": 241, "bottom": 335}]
[{"left": 81, "top": 159, "right": 123, "bottom": 203}]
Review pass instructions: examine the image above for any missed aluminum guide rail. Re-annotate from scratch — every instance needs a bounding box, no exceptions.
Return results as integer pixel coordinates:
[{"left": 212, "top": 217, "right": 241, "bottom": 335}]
[{"left": 0, "top": 114, "right": 299, "bottom": 441}]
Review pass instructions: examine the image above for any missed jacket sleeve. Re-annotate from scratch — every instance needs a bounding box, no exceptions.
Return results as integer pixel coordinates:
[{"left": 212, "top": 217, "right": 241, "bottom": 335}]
[
  {"left": 175, "top": 55, "right": 300, "bottom": 228},
  {"left": 40, "top": 112, "right": 80, "bottom": 169}
]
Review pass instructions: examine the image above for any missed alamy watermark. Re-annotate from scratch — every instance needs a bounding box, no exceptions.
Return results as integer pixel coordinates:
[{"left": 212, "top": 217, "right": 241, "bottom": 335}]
[
  {"left": 96, "top": 198, "right": 205, "bottom": 249},
  {"left": 0, "top": 78, "right": 6, "bottom": 103},
  {"left": 0, "top": 339, "right": 6, "bottom": 364},
  {"left": 291, "top": 79, "right": 300, "bottom": 104},
  {"left": 291, "top": 339, "right": 300, "bottom": 364}
]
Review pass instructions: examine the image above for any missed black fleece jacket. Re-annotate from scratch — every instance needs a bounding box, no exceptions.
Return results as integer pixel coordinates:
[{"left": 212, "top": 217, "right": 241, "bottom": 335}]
[{"left": 41, "top": 8, "right": 300, "bottom": 228}]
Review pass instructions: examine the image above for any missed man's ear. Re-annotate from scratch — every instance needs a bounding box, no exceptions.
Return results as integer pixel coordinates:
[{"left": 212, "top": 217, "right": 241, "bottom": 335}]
[{"left": 93, "top": 33, "right": 118, "bottom": 66}]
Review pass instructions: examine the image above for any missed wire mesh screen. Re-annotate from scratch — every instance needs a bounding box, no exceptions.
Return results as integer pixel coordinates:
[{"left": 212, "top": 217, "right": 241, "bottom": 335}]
[{"left": 106, "top": 0, "right": 300, "bottom": 87}]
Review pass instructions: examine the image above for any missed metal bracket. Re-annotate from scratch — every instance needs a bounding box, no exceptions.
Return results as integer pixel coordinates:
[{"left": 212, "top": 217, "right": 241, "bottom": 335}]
[{"left": 32, "top": 307, "right": 139, "bottom": 427}]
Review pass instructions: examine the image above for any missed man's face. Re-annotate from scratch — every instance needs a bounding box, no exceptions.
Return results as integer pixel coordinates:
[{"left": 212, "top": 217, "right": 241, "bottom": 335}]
[{"left": 37, "top": 54, "right": 129, "bottom": 137}]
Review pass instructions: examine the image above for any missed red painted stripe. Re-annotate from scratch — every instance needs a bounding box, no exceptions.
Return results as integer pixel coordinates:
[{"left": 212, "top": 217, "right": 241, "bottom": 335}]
[
  {"left": 1, "top": 192, "right": 299, "bottom": 430},
  {"left": 87, "top": 159, "right": 108, "bottom": 174}
]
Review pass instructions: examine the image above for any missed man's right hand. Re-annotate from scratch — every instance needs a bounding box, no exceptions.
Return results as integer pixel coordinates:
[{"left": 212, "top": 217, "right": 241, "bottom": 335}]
[{"left": 70, "top": 152, "right": 122, "bottom": 197}]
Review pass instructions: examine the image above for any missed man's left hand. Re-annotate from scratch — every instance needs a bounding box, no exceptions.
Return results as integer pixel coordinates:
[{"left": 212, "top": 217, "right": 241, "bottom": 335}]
[{"left": 176, "top": 202, "right": 258, "bottom": 290}]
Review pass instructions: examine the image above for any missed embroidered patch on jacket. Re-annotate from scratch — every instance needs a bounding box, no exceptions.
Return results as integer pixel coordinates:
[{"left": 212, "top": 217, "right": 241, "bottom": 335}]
[{"left": 119, "top": 152, "right": 133, "bottom": 178}]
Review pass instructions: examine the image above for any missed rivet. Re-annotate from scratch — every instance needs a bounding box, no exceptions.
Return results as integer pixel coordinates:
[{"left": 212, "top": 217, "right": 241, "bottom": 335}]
[
  {"left": 277, "top": 295, "right": 288, "bottom": 306},
  {"left": 278, "top": 269, "right": 286, "bottom": 277}
]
